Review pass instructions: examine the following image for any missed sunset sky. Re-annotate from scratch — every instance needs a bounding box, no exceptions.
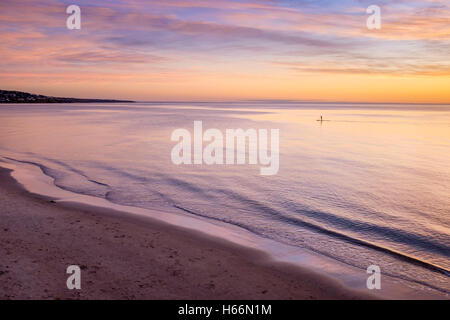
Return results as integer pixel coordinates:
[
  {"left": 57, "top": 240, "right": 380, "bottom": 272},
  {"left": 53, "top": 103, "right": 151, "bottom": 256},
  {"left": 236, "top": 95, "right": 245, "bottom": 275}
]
[{"left": 0, "top": 0, "right": 449, "bottom": 103}]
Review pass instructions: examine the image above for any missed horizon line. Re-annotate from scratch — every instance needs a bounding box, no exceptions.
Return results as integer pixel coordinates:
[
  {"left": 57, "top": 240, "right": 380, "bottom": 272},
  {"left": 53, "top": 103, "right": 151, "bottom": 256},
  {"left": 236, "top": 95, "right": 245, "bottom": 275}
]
[{"left": 2, "top": 89, "right": 450, "bottom": 106}]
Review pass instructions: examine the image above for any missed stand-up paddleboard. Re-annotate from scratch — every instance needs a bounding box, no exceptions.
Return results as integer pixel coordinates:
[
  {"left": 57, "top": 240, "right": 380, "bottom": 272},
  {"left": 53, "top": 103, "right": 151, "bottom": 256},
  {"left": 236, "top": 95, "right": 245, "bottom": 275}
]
[{"left": 317, "top": 115, "right": 330, "bottom": 122}]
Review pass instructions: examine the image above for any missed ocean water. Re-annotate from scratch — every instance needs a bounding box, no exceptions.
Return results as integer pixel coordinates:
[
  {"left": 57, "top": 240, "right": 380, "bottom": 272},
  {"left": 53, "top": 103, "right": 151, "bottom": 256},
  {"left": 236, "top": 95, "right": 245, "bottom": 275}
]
[{"left": 0, "top": 102, "right": 449, "bottom": 295}]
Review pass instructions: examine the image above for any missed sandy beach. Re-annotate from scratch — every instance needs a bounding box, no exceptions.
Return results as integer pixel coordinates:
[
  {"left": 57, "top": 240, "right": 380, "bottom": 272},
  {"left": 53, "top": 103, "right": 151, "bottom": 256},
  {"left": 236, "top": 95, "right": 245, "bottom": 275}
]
[{"left": 0, "top": 167, "right": 374, "bottom": 300}]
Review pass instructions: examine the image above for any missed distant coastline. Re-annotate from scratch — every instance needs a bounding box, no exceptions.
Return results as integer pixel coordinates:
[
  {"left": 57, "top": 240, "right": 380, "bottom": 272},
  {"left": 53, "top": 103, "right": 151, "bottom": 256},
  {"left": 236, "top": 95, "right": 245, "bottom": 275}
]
[{"left": 0, "top": 90, "right": 134, "bottom": 104}]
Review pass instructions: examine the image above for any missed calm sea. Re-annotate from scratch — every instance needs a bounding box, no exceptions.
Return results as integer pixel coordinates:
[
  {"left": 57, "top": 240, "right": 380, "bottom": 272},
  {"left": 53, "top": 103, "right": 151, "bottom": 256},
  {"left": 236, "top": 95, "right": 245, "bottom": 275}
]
[{"left": 0, "top": 102, "right": 449, "bottom": 295}]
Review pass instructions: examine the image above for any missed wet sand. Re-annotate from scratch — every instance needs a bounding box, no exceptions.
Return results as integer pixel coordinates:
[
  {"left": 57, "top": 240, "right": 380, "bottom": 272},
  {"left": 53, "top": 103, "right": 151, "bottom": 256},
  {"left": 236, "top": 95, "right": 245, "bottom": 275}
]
[{"left": 0, "top": 167, "right": 374, "bottom": 300}]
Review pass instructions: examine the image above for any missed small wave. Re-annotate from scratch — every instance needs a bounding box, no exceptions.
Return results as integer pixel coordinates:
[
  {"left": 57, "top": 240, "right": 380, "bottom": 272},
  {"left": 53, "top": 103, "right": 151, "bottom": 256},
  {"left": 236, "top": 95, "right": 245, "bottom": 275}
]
[
  {"left": 173, "top": 196, "right": 449, "bottom": 278},
  {"left": 211, "top": 188, "right": 450, "bottom": 272},
  {"left": 88, "top": 179, "right": 109, "bottom": 187},
  {"left": 3, "top": 156, "right": 110, "bottom": 195},
  {"left": 172, "top": 203, "right": 450, "bottom": 295}
]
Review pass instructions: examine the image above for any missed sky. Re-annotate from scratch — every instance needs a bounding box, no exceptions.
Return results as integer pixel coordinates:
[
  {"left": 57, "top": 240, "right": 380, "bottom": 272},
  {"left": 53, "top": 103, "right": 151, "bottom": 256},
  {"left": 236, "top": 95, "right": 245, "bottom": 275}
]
[{"left": 0, "top": 0, "right": 449, "bottom": 103}]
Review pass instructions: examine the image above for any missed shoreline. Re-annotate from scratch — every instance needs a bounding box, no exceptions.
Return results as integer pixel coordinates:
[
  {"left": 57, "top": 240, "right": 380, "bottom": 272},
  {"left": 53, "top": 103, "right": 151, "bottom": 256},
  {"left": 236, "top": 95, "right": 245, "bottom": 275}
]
[
  {"left": 0, "top": 165, "right": 380, "bottom": 300},
  {"left": 0, "top": 159, "right": 446, "bottom": 300}
]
